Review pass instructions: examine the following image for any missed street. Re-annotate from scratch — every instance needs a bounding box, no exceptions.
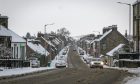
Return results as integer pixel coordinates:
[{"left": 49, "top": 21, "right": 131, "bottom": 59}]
[{"left": 0, "top": 45, "right": 131, "bottom": 84}]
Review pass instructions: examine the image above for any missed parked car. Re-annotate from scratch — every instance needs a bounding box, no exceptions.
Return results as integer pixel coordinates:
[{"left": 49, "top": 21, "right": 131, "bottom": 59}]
[
  {"left": 73, "top": 48, "right": 76, "bottom": 51},
  {"left": 55, "top": 60, "right": 67, "bottom": 68},
  {"left": 79, "top": 51, "right": 84, "bottom": 55},
  {"left": 30, "top": 58, "right": 40, "bottom": 68},
  {"left": 89, "top": 58, "right": 104, "bottom": 69},
  {"left": 62, "top": 51, "right": 67, "bottom": 55},
  {"left": 85, "top": 56, "right": 93, "bottom": 64}
]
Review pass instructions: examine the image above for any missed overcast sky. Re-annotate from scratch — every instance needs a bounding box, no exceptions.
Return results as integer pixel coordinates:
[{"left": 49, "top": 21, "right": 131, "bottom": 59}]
[{"left": 0, "top": 0, "right": 137, "bottom": 37}]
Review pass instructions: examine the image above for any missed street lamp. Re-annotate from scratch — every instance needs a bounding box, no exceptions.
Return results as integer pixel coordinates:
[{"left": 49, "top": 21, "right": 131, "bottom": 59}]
[
  {"left": 44, "top": 23, "right": 54, "bottom": 65},
  {"left": 117, "top": 2, "right": 132, "bottom": 52},
  {"left": 44, "top": 23, "right": 55, "bottom": 34},
  {"left": 117, "top": 2, "right": 131, "bottom": 39}
]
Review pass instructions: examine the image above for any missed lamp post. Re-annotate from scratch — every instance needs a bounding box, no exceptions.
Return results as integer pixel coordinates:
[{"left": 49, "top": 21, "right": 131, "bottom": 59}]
[
  {"left": 93, "top": 31, "right": 100, "bottom": 57},
  {"left": 44, "top": 23, "right": 54, "bottom": 66},
  {"left": 117, "top": 2, "right": 132, "bottom": 52}
]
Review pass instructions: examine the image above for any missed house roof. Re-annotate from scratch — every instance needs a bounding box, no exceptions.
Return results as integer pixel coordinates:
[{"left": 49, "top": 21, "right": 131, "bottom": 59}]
[
  {"left": 0, "top": 26, "right": 26, "bottom": 42},
  {"left": 41, "top": 36, "right": 55, "bottom": 47},
  {"left": 52, "top": 38, "right": 61, "bottom": 45},
  {"left": 96, "top": 29, "right": 112, "bottom": 41},
  {"left": 27, "top": 39, "right": 49, "bottom": 56},
  {"left": 133, "top": 0, "right": 140, "bottom": 5},
  {"left": 106, "top": 44, "right": 125, "bottom": 56}
]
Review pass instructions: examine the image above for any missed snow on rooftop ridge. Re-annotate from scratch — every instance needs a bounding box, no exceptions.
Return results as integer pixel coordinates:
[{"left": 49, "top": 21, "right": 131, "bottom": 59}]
[
  {"left": 97, "top": 29, "right": 112, "bottom": 41},
  {"left": 0, "top": 26, "right": 11, "bottom": 36},
  {"left": 27, "top": 41, "right": 49, "bottom": 56},
  {"left": 41, "top": 36, "right": 55, "bottom": 47},
  {"left": 106, "top": 44, "right": 125, "bottom": 56},
  {"left": 0, "top": 26, "right": 26, "bottom": 42},
  {"left": 133, "top": 0, "right": 140, "bottom": 5},
  {"left": 52, "top": 39, "right": 60, "bottom": 45}
]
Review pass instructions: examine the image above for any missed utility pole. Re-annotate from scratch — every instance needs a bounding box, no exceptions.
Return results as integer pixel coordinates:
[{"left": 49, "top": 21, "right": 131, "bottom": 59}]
[
  {"left": 136, "top": 0, "right": 140, "bottom": 53},
  {"left": 117, "top": 2, "right": 132, "bottom": 52},
  {"left": 44, "top": 23, "right": 54, "bottom": 65}
]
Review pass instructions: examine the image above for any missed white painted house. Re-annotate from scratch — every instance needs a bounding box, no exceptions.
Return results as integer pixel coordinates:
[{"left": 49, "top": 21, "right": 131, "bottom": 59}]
[{"left": 0, "top": 25, "right": 26, "bottom": 67}]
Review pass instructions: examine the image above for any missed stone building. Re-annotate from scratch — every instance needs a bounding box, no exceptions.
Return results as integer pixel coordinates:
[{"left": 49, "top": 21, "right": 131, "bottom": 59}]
[
  {"left": 91, "top": 25, "right": 129, "bottom": 57},
  {"left": 133, "top": 1, "right": 140, "bottom": 52}
]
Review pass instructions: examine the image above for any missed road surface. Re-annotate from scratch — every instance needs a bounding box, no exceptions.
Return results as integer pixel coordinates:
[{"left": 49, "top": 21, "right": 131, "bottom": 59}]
[{"left": 0, "top": 45, "right": 132, "bottom": 84}]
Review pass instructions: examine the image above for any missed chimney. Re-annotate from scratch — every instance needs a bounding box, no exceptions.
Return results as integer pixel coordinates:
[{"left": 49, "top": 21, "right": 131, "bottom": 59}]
[
  {"left": 103, "top": 27, "right": 110, "bottom": 34},
  {"left": 125, "top": 30, "right": 128, "bottom": 38},
  {"left": 0, "top": 14, "right": 8, "bottom": 28},
  {"left": 111, "top": 25, "right": 117, "bottom": 31}
]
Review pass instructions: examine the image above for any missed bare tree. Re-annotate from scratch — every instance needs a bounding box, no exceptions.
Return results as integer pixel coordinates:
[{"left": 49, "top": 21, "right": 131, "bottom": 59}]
[
  {"left": 26, "top": 32, "right": 31, "bottom": 39},
  {"left": 57, "top": 27, "right": 70, "bottom": 36}
]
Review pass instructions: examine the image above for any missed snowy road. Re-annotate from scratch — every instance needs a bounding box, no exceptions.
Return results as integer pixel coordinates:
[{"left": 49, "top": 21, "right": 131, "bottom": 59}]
[{"left": 0, "top": 45, "right": 131, "bottom": 84}]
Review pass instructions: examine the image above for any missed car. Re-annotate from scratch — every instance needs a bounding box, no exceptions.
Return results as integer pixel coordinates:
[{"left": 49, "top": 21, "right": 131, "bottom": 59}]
[
  {"left": 89, "top": 58, "right": 104, "bottom": 69},
  {"left": 30, "top": 59, "right": 40, "bottom": 68},
  {"left": 55, "top": 60, "right": 67, "bottom": 68},
  {"left": 85, "top": 56, "right": 93, "bottom": 64},
  {"left": 62, "top": 51, "right": 67, "bottom": 55},
  {"left": 73, "top": 49, "right": 76, "bottom": 51},
  {"left": 79, "top": 51, "right": 84, "bottom": 55}
]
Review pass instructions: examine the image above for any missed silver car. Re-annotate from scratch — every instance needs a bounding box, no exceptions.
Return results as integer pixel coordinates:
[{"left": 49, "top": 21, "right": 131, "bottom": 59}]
[{"left": 89, "top": 58, "right": 104, "bottom": 69}]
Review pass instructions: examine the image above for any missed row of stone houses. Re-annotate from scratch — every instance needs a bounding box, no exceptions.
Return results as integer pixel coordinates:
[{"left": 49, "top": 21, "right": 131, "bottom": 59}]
[
  {"left": 0, "top": 14, "right": 70, "bottom": 68},
  {"left": 77, "top": 25, "right": 129, "bottom": 67},
  {"left": 26, "top": 32, "right": 67, "bottom": 67}
]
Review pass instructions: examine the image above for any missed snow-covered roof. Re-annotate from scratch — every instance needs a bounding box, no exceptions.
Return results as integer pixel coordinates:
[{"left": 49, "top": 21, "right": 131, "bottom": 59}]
[
  {"left": 85, "top": 40, "right": 91, "bottom": 44},
  {"left": 52, "top": 38, "right": 61, "bottom": 45},
  {"left": 96, "top": 29, "right": 112, "bottom": 41},
  {"left": 27, "top": 40, "right": 49, "bottom": 56},
  {"left": 64, "top": 35, "right": 69, "bottom": 41},
  {"left": 90, "top": 39, "right": 98, "bottom": 44},
  {"left": 106, "top": 44, "right": 125, "bottom": 56},
  {"left": 0, "top": 26, "right": 26, "bottom": 43},
  {"left": 41, "top": 36, "right": 55, "bottom": 47}
]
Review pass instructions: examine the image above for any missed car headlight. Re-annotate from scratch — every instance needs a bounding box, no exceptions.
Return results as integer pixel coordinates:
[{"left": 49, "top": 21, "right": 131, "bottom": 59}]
[
  {"left": 91, "top": 62, "right": 94, "bottom": 65},
  {"left": 101, "top": 62, "right": 104, "bottom": 65}
]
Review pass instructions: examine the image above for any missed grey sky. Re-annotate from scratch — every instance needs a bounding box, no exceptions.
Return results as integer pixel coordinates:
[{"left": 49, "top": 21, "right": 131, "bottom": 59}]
[{"left": 0, "top": 0, "right": 136, "bottom": 37}]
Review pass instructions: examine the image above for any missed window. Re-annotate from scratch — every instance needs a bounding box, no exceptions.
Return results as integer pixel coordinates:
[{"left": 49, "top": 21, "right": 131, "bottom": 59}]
[
  {"left": 17, "top": 47, "right": 18, "bottom": 59},
  {"left": 20, "top": 46, "right": 25, "bottom": 59},
  {"left": 102, "top": 43, "right": 106, "bottom": 50},
  {"left": 14, "top": 46, "right": 16, "bottom": 59}
]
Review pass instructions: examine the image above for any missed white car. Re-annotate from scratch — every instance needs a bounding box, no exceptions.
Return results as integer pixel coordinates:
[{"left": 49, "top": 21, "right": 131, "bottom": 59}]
[
  {"left": 30, "top": 59, "right": 40, "bottom": 68},
  {"left": 89, "top": 58, "right": 104, "bottom": 69},
  {"left": 55, "top": 60, "right": 67, "bottom": 68},
  {"left": 84, "top": 56, "right": 93, "bottom": 64}
]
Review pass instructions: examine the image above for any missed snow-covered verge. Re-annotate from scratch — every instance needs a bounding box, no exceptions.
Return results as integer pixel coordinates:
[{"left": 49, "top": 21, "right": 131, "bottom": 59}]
[
  {"left": 0, "top": 46, "right": 69, "bottom": 78},
  {"left": 124, "top": 68, "right": 140, "bottom": 84},
  {"left": 0, "top": 67, "right": 54, "bottom": 77}
]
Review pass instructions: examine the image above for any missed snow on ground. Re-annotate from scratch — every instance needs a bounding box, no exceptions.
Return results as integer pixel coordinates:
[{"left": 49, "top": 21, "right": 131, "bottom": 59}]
[
  {"left": 0, "top": 67, "right": 54, "bottom": 77},
  {"left": 0, "top": 46, "right": 69, "bottom": 77},
  {"left": 124, "top": 68, "right": 140, "bottom": 84}
]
